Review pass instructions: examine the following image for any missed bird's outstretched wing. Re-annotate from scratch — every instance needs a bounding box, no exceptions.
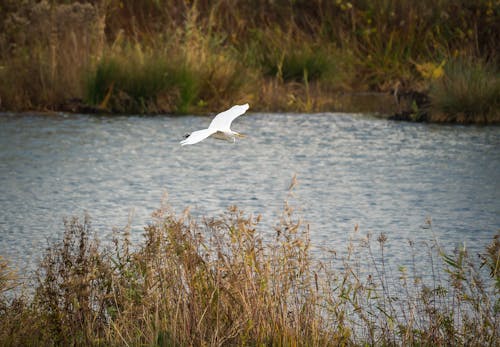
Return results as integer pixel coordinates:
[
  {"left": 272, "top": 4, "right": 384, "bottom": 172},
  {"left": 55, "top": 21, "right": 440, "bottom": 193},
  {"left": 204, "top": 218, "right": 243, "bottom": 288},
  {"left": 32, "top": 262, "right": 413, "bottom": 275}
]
[
  {"left": 208, "top": 103, "right": 249, "bottom": 131},
  {"left": 180, "top": 128, "right": 217, "bottom": 146}
]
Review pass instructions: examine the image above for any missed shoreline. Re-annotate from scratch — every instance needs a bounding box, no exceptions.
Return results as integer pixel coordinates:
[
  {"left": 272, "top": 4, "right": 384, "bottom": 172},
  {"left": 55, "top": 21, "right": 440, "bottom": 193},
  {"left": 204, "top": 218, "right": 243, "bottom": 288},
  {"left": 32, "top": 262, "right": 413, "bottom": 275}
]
[{"left": 2, "top": 89, "right": 496, "bottom": 125}]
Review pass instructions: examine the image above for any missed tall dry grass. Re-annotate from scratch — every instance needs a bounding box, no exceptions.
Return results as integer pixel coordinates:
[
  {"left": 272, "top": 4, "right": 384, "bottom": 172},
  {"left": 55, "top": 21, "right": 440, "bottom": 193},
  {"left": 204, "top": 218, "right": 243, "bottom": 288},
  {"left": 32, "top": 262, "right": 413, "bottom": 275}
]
[
  {"left": 0, "top": 195, "right": 498, "bottom": 346},
  {"left": 0, "top": 1, "right": 105, "bottom": 110}
]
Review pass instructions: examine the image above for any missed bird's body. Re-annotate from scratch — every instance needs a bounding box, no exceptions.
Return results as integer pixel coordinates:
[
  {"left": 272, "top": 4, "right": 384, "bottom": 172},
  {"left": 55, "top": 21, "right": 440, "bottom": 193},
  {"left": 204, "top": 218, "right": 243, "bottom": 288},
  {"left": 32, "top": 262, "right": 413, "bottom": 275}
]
[
  {"left": 212, "top": 130, "right": 239, "bottom": 142},
  {"left": 180, "top": 103, "right": 249, "bottom": 146}
]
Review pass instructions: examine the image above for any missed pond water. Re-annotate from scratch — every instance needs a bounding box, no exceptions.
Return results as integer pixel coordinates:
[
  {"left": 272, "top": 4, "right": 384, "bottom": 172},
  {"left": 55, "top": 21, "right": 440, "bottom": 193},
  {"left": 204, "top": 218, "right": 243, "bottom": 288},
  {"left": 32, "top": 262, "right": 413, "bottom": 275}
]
[{"left": 0, "top": 112, "right": 499, "bottom": 273}]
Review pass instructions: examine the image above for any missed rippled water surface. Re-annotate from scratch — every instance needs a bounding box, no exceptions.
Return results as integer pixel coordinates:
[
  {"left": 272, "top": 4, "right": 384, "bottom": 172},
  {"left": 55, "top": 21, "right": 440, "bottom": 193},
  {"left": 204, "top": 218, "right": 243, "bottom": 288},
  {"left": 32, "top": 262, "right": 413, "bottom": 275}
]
[{"left": 1, "top": 112, "right": 499, "bottom": 271}]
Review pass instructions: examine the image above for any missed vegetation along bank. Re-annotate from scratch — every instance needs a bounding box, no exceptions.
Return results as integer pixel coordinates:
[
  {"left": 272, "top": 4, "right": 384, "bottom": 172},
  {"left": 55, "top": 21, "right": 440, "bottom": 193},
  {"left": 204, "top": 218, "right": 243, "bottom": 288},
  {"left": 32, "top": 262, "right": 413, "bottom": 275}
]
[{"left": 0, "top": 0, "right": 498, "bottom": 123}]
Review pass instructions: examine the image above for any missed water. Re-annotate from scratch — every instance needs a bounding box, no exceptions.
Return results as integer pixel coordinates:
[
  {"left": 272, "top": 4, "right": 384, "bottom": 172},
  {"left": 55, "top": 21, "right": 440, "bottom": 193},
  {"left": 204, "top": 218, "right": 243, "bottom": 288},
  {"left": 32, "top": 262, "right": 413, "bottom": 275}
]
[{"left": 1, "top": 112, "right": 499, "bottom": 273}]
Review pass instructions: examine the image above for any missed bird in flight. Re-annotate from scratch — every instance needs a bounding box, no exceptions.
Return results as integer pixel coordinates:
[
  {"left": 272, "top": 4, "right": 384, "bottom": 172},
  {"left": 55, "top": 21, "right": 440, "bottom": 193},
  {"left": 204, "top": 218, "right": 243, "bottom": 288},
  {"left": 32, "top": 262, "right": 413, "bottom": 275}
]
[{"left": 180, "top": 103, "right": 249, "bottom": 146}]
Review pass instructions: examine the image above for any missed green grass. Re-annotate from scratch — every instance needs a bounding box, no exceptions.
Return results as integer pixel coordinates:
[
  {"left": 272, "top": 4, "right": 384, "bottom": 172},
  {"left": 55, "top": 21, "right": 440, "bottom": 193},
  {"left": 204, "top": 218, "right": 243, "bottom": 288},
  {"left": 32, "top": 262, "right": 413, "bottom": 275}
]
[
  {"left": 250, "top": 29, "right": 334, "bottom": 83},
  {"left": 429, "top": 57, "right": 500, "bottom": 123},
  {"left": 85, "top": 51, "right": 201, "bottom": 114},
  {"left": 0, "top": 197, "right": 498, "bottom": 346}
]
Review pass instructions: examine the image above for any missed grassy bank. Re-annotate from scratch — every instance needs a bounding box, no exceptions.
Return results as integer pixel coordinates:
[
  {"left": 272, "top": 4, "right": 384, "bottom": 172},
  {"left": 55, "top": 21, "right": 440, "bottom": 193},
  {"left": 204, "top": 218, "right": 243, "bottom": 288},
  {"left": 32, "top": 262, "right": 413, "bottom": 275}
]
[
  {"left": 0, "top": 0, "right": 498, "bottom": 122},
  {"left": 0, "top": 200, "right": 499, "bottom": 346}
]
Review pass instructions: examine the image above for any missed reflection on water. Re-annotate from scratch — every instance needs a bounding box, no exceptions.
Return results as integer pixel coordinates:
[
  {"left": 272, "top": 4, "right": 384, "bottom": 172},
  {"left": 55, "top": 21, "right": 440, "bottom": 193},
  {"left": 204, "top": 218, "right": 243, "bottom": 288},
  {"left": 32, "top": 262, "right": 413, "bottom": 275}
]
[{"left": 0, "top": 112, "right": 499, "bottom": 271}]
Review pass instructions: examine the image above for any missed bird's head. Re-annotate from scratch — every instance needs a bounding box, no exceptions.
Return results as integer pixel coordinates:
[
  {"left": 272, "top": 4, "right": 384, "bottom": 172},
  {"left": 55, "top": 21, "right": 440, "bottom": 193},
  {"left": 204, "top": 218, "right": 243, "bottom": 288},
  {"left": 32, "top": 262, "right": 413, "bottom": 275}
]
[{"left": 183, "top": 133, "right": 191, "bottom": 139}]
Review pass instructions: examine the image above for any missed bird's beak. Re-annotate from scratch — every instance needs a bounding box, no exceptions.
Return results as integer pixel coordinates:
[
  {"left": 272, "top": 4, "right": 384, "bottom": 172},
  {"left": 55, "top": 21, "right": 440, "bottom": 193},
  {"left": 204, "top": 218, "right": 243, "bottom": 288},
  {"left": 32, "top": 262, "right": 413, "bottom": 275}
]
[{"left": 236, "top": 133, "right": 246, "bottom": 138}]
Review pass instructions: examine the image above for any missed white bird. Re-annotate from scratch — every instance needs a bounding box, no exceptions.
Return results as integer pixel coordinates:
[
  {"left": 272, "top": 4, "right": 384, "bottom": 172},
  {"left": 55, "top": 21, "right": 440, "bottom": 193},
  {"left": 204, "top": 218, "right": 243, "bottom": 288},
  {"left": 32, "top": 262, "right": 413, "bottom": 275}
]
[{"left": 180, "top": 103, "right": 249, "bottom": 146}]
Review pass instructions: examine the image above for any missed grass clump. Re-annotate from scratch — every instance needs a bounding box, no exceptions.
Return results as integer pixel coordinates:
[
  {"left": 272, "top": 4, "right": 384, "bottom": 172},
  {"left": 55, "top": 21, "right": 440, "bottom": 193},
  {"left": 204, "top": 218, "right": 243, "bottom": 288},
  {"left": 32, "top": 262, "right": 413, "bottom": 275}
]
[
  {"left": 429, "top": 57, "right": 500, "bottom": 123},
  {"left": 85, "top": 46, "right": 200, "bottom": 114},
  {"left": 252, "top": 29, "right": 337, "bottom": 84},
  {"left": 0, "top": 197, "right": 498, "bottom": 346}
]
